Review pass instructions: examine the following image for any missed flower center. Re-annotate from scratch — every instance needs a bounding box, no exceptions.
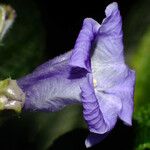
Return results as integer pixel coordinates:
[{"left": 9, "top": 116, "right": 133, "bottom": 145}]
[{"left": 93, "top": 79, "right": 97, "bottom": 87}]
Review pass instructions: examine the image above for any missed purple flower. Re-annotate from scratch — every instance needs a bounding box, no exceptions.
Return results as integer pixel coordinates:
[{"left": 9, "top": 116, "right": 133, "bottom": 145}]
[{"left": 18, "top": 2, "right": 135, "bottom": 148}]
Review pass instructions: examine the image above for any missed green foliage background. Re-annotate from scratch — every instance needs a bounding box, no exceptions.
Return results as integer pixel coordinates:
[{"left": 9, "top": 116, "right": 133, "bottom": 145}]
[
  {"left": 124, "top": 0, "right": 150, "bottom": 149},
  {"left": 0, "top": 0, "right": 150, "bottom": 150}
]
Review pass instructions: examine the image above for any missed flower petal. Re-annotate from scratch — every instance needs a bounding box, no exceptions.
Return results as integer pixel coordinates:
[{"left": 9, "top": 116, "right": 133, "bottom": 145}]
[
  {"left": 107, "top": 68, "right": 135, "bottom": 125},
  {"left": 119, "top": 70, "right": 135, "bottom": 125},
  {"left": 90, "top": 2, "right": 135, "bottom": 126},
  {"left": 91, "top": 2, "right": 124, "bottom": 65},
  {"left": 18, "top": 51, "right": 71, "bottom": 90},
  {"left": 81, "top": 74, "right": 108, "bottom": 134},
  {"left": 21, "top": 76, "right": 81, "bottom": 111},
  {"left": 18, "top": 55, "right": 83, "bottom": 111},
  {"left": 94, "top": 65, "right": 135, "bottom": 126},
  {"left": 81, "top": 73, "right": 122, "bottom": 146},
  {"left": 69, "top": 18, "right": 100, "bottom": 72}
]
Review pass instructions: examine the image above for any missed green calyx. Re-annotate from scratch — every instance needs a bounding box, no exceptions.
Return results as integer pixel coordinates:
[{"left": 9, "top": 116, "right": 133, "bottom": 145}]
[
  {"left": 0, "top": 78, "right": 10, "bottom": 93},
  {"left": 0, "top": 78, "right": 25, "bottom": 113}
]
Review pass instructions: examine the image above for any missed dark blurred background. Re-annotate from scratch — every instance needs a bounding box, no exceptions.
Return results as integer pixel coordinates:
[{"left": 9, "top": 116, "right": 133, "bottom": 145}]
[{"left": 0, "top": 0, "right": 150, "bottom": 150}]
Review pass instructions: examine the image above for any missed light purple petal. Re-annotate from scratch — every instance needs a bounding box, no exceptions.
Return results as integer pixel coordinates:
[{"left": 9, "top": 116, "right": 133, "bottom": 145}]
[
  {"left": 81, "top": 74, "right": 122, "bottom": 134},
  {"left": 34, "top": 51, "right": 72, "bottom": 74},
  {"left": 118, "top": 70, "right": 135, "bottom": 125},
  {"left": 69, "top": 18, "right": 100, "bottom": 72},
  {"left": 106, "top": 68, "right": 135, "bottom": 125},
  {"left": 18, "top": 51, "right": 71, "bottom": 89},
  {"left": 91, "top": 2, "right": 124, "bottom": 65},
  {"left": 18, "top": 53, "right": 85, "bottom": 111},
  {"left": 81, "top": 2, "right": 123, "bottom": 133},
  {"left": 91, "top": 2, "right": 135, "bottom": 126},
  {"left": 21, "top": 76, "right": 81, "bottom": 111},
  {"left": 81, "top": 2, "right": 135, "bottom": 146},
  {"left": 81, "top": 74, "right": 108, "bottom": 134}
]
